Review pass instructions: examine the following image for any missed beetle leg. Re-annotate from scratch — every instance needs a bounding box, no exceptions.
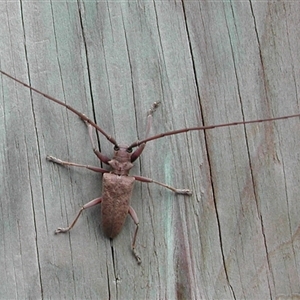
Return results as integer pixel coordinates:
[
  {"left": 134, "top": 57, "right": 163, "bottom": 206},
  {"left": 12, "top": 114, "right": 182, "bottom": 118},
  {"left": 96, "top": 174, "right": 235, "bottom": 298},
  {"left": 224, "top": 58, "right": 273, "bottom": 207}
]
[
  {"left": 55, "top": 197, "right": 102, "bottom": 234},
  {"left": 46, "top": 155, "right": 109, "bottom": 174},
  {"left": 81, "top": 117, "right": 110, "bottom": 164},
  {"left": 128, "top": 206, "right": 141, "bottom": 264},
  {"left": 145, "top": 101, "right": 160, "bottom": 138},
  {"left": 133, "top": 175, "right": 192, "bottom": 195},
  {"left": 131, "top": 102, "right": 160, "bottom": 162}
]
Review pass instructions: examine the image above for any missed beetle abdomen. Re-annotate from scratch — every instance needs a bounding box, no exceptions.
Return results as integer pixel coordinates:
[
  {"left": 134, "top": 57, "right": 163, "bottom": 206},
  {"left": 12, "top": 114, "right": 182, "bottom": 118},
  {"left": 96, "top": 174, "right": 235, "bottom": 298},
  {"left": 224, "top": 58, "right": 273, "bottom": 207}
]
[{"left": 101, "top": 173, "right": 135, "bottom": 238}]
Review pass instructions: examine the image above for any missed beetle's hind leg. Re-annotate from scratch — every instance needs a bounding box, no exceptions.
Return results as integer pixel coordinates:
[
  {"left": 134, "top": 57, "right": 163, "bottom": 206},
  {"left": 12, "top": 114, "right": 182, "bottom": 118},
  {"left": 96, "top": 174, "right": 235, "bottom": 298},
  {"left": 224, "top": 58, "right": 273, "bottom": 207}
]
[
  {"left": 128, "top": 206, "right": 141, "bottom": 264},
  {"left": 55, "top": 197, "right": 102, "bottom": 234}
]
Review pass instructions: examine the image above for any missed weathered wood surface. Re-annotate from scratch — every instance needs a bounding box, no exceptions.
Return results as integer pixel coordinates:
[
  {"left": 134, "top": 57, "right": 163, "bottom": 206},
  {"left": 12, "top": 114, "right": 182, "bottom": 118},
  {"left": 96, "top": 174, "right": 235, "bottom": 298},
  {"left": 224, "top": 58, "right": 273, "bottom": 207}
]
[{"left": 0, "top": 1, "right": 300, "bottom": 299}]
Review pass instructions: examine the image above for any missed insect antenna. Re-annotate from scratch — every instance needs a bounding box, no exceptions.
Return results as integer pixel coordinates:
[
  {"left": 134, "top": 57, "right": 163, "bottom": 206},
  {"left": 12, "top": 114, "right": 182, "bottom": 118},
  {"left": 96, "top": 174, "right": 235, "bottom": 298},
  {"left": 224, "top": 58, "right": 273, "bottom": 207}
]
[
  {"left": 0, "top": 70, "right": 118, "bottom": 146},
  {"left": 129, "top": 111, "right": 300, "bottom": 148}
]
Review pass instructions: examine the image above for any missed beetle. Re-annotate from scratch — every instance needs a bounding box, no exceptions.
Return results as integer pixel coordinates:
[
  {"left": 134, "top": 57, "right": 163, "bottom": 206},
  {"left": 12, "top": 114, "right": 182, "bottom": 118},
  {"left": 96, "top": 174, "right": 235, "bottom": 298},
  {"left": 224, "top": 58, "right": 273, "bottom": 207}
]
[
  {"left": 46, "top": 101, "right": 191, "bottom": 265},
  {"left": 1, "top": 70, "right": 300, "bottom": 264}
]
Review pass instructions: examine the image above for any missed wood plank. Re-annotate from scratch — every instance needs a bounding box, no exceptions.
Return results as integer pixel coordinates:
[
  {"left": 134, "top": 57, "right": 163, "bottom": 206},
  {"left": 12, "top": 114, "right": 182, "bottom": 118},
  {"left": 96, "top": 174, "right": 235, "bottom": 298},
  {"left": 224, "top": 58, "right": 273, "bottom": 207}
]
[{"left": 0, "top": 0, "right": 299, "bottom": 299}]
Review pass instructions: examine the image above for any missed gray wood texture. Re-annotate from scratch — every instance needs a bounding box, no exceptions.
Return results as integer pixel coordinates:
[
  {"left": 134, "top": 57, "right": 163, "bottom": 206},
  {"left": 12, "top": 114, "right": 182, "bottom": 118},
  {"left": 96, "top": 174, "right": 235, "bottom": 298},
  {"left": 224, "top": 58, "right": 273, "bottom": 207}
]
[{"left": 1, "top": 1, "right": 300, "bottom": 299}]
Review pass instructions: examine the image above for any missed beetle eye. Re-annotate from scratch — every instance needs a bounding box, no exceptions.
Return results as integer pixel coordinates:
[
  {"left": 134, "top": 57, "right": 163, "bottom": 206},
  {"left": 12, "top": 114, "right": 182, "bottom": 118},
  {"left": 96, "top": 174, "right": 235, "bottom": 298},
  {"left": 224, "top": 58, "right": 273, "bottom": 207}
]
[
  {"left": 126, "top": 147, "right": 133, "bottom": 153},
  {"left": 114, "top": 145, "right": 120, "bottom": 151}
]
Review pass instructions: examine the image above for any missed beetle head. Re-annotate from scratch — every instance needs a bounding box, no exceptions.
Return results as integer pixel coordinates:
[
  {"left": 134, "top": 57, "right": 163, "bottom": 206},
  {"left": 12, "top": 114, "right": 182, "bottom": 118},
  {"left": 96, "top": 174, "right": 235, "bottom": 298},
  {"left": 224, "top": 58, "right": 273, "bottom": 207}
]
[
  {"left": 109, "top": 144, "right": 134, "bottom": 175},
  {"left": 113, "top": 144, "right": 133, "bottom": 163}
]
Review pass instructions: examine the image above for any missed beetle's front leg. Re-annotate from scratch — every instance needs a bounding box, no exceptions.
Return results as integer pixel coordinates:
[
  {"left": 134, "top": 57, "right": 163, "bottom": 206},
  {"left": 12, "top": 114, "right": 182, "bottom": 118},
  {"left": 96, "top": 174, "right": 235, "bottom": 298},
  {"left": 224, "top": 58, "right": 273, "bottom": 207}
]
[
  {"left": 131, "top": 102, "right": 160, "bottom": 162},
  {"left": 46, "top": 155, "right": 109, "bottom": 174},
  {"left": 80, "top": 117, "right": 111, "bottom": 164}
]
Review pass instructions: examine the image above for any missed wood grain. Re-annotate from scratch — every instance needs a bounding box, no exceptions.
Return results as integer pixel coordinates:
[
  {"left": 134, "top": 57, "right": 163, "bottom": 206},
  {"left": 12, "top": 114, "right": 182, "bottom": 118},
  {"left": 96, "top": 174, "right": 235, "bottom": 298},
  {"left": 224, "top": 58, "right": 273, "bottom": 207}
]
[{"left": 0, "top": 1, "right": 300, "bottom": 299}]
